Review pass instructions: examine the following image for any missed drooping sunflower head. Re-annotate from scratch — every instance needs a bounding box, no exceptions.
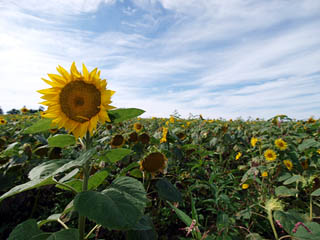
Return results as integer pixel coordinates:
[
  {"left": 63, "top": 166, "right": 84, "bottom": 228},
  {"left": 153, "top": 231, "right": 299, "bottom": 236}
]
[
  {"left": 177, "top": 132, "right": 186, "bottom": 141},
  {"left": 301, "top": 160, "right": 308, "bottom": 170},
  {"left": 264, "top": 149, "right": 277, "bottom": 162},
  {"left": 138, "top": 133, "right": 150, "bottom": 145},
  {"left": 283, "top": 160, "right": 293, "bottom": 171},
  {"left": 128, "top": 131, "right": 138, "bottom": 143},
  {"left": 140, "top": 152, "right": 167, "bottom": 176},
  {"left": 133, "top": 122, "right": 143, "bottom": 132},
  {"left": 20, "top": 107, "right": 28, "bottom": 114},
  {"left": 307, "top": 117, "right": 316, "bottom": 124},
  {"left": 49, "top": 128, "right": 58, "bottom": 134},
  {"left": 110, "top": 134, "right": 125, "bottom": 148},
  {"left": 275, "top": 138, "right": 288, "bottom": 151},
  {"left": 38, "top": 62, "right": 115, "bottom": 138}
]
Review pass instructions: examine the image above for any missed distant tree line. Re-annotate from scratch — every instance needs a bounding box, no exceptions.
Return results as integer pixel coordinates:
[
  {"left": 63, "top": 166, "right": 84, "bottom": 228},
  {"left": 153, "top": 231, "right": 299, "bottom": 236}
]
[{"left": 0, "top": 106, "right": 44, "bottom": 115}]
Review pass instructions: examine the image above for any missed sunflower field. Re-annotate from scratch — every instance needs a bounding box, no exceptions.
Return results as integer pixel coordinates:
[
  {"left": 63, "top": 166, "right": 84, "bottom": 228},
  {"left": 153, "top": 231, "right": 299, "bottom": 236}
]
[{"left": 0, "top": 64, "right": 320, "bottom": 240}]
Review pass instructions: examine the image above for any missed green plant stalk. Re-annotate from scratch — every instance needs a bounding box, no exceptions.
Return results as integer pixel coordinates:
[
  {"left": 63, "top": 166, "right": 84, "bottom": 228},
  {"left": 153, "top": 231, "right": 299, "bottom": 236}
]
[
  {"left": 78, "top": 160, "right": 90, "bottom": 240},
  {"left": 267, "top": 210, "right": 279, "bottom": 240},
  {"left": 85, "top": 224, "right": 100, "bottom": 239},
  {"left": 79, "top": 132, "right": 91, "bottom": 240},
  {"left": 53, "top": 179, "right": 78, "bottom": 195},
  {"left": 310, "top": 195, "right": 313, "bottom": 221}
]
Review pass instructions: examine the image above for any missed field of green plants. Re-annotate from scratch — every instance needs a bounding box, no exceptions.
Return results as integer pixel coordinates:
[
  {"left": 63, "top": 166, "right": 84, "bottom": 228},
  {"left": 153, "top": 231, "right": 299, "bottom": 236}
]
[{"left": 0, "top": 111, "right": 319, "bottom": 240}]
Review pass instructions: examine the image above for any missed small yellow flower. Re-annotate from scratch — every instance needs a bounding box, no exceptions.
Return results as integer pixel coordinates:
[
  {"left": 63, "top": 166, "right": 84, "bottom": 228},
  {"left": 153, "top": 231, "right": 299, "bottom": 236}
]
[
  {"left": 317, "top": 149, "right": 320, "bottom": 155},
  {"left": 169, "top": 116, "right": 175, "bottom": 123},
  {"left": 235, "top": 152, "right": 242, "bottom": 160},
  {"left": 262, "top": 171, "right": 268, "bottom": 177},
  {"left": 264, "top": 149, "right": 277, "bottom": 162},
  {"left": 165, "top": 121, "right": 169, "bottom": 126},
  {"left": 40, "top": 111, "right": 46, "bottom": 118},
  {"left": 275, "top": 138, "right": 288, "bottom": 151},
  {"left": 20, "top": 107, "right": 28, "bottom": 114},
  {"left": 242, "top": 183, "right": 249, "bottom": 189},
  {"left": 133, "top": 122, "right": 143, "bottom": 132},
  {"left": 186, "top": 121, "right": 191, "bottom": 127},
  {"left": 283, "top": 160, "right": 293, "bottom": 171},
  {"left": 251, "top": 137, "right": 258, "bottom": 147},
  {"left": 0, "top": 118, "right": 7, "bottom": 125},
  {"left": 160, "top": 127, "right": 168, "bottom": 143}
]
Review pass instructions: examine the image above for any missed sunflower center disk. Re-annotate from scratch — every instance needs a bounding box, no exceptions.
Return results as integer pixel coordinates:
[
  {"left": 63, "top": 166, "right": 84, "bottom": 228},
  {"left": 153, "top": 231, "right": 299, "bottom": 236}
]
[{"left": 59, "top": 80, "right": 101, "bottom": 123}]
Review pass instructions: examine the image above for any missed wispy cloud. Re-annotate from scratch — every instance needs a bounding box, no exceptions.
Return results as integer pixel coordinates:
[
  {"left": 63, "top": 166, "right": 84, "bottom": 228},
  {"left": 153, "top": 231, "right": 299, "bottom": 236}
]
[{"left": 0, "top": 0, "right": 319, "bottom": 119}]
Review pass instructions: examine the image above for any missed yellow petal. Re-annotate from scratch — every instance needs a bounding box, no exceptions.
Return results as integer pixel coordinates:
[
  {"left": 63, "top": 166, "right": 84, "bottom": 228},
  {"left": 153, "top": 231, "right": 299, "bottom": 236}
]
[
  {"left": 57, "top": 65, "right": 71, "bottom": 82},
  {"left": 88, "top": 115, "right": 99, "bottom": 134},
  {"left": 41, "top": 78, "right": 64, "bottom": 88},
  {"left": 37, "top": 88, "right": 60, "bottom": 95},
  {"left": 89, "top": 68, "right": 98, "bottom": 82},
  {"left": 70, "top": 61, "right": 81, "bottom": 79},
  {"left": 82, "top": 63, "right": 89, "bottom": 80},
  {"left": 48, "top": 74, "right": 67, "bottom": 85}
]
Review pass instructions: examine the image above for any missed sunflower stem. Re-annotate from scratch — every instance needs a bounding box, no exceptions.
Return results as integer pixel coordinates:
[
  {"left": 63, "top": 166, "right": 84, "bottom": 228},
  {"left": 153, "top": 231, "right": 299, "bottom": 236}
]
[
  {"left": 78, "top": 132, "right": 91, "bottom": 240},
  {"left": 267, "top": 210, "right": 279, "bottom": 240},
  {"left": 310, "top": 195, "right": 313, "bottom": 221}
]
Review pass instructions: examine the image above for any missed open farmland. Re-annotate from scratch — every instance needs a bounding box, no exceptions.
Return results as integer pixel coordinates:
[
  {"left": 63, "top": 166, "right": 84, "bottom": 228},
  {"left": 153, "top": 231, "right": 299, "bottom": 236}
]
[{"left": 0, "top": 112, "right": 319, "bottom": 240}]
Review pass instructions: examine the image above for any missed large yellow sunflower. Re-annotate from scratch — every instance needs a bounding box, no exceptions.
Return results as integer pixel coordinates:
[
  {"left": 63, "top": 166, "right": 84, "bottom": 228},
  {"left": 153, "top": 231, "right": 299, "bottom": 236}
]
[{"left": 38, "top": 62, "right": 115, "bottom": 138}]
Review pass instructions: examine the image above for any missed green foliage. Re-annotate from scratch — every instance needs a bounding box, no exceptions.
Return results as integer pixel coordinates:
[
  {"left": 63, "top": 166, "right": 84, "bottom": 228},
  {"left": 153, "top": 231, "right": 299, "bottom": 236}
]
[
  {"left": 23, "top": 119, "right": 54, "bottom": 134},
  {"left": 103, "top": 148, "right": 132, "bottom": 163},
  {"left": 155, "top": 177, "right": 182, "bottom": 203},
  {"left": 74, "top": 176, "right": 147, "bottom": 230},
  {"left": 48, "top": 134, "right": 76, "bottom": 148},
  {"left": 1, "top": 113, "right": 320, "bottom": 239},
  {"left": 108, "top": 108, "right": 145, "bottom": 123}
]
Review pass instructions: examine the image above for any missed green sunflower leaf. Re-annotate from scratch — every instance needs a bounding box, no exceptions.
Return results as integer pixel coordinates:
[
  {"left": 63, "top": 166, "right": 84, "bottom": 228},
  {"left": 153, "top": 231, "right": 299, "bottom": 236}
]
[
  {"left": 104, "top": 148, "right": 132, "bottom": 163},
  {"left": 8, "top": 219, "right": 42, "bottom": 240},
  {"left": 155, "top": 178, "right": 182, "bottom": 203},
  {"left": 0, "top": 177, "right": 55, "bottom": 202},
  {"left": 275, "top": 186, "right": 298, "bottom": 197},
  {"left": 32, "top": 229, "right": 79, "bottom": 240},
  {"left": 311, "top": 188, "right": 320, "bottom": 196},
  {"left": 23, "top": 118, "right": 55, "bottom": 134},
  {"left": 48, "top": 134, "right": 76, "bottom": 148},
  {"left": 108, "top": 108, "right": 145, "bottom": 123},
  {"left": 74, "top": 176, "right": 147, "bottom": 230}
]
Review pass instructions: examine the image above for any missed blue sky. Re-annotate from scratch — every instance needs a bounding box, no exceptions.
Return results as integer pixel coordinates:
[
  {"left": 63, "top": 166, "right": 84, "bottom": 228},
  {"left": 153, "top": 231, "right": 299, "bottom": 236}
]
[{"left": 0, "top": 0, "right": 319, "bottom": 119}]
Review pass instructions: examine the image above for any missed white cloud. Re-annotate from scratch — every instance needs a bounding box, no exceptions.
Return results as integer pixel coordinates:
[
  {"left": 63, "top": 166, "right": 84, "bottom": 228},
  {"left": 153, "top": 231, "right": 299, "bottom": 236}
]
[
  {"left": 0, "top": 0, "right": 319, "bottom": 119},
  {"left": 3, "top": 0, "right": 116, "bottom": 16}
]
